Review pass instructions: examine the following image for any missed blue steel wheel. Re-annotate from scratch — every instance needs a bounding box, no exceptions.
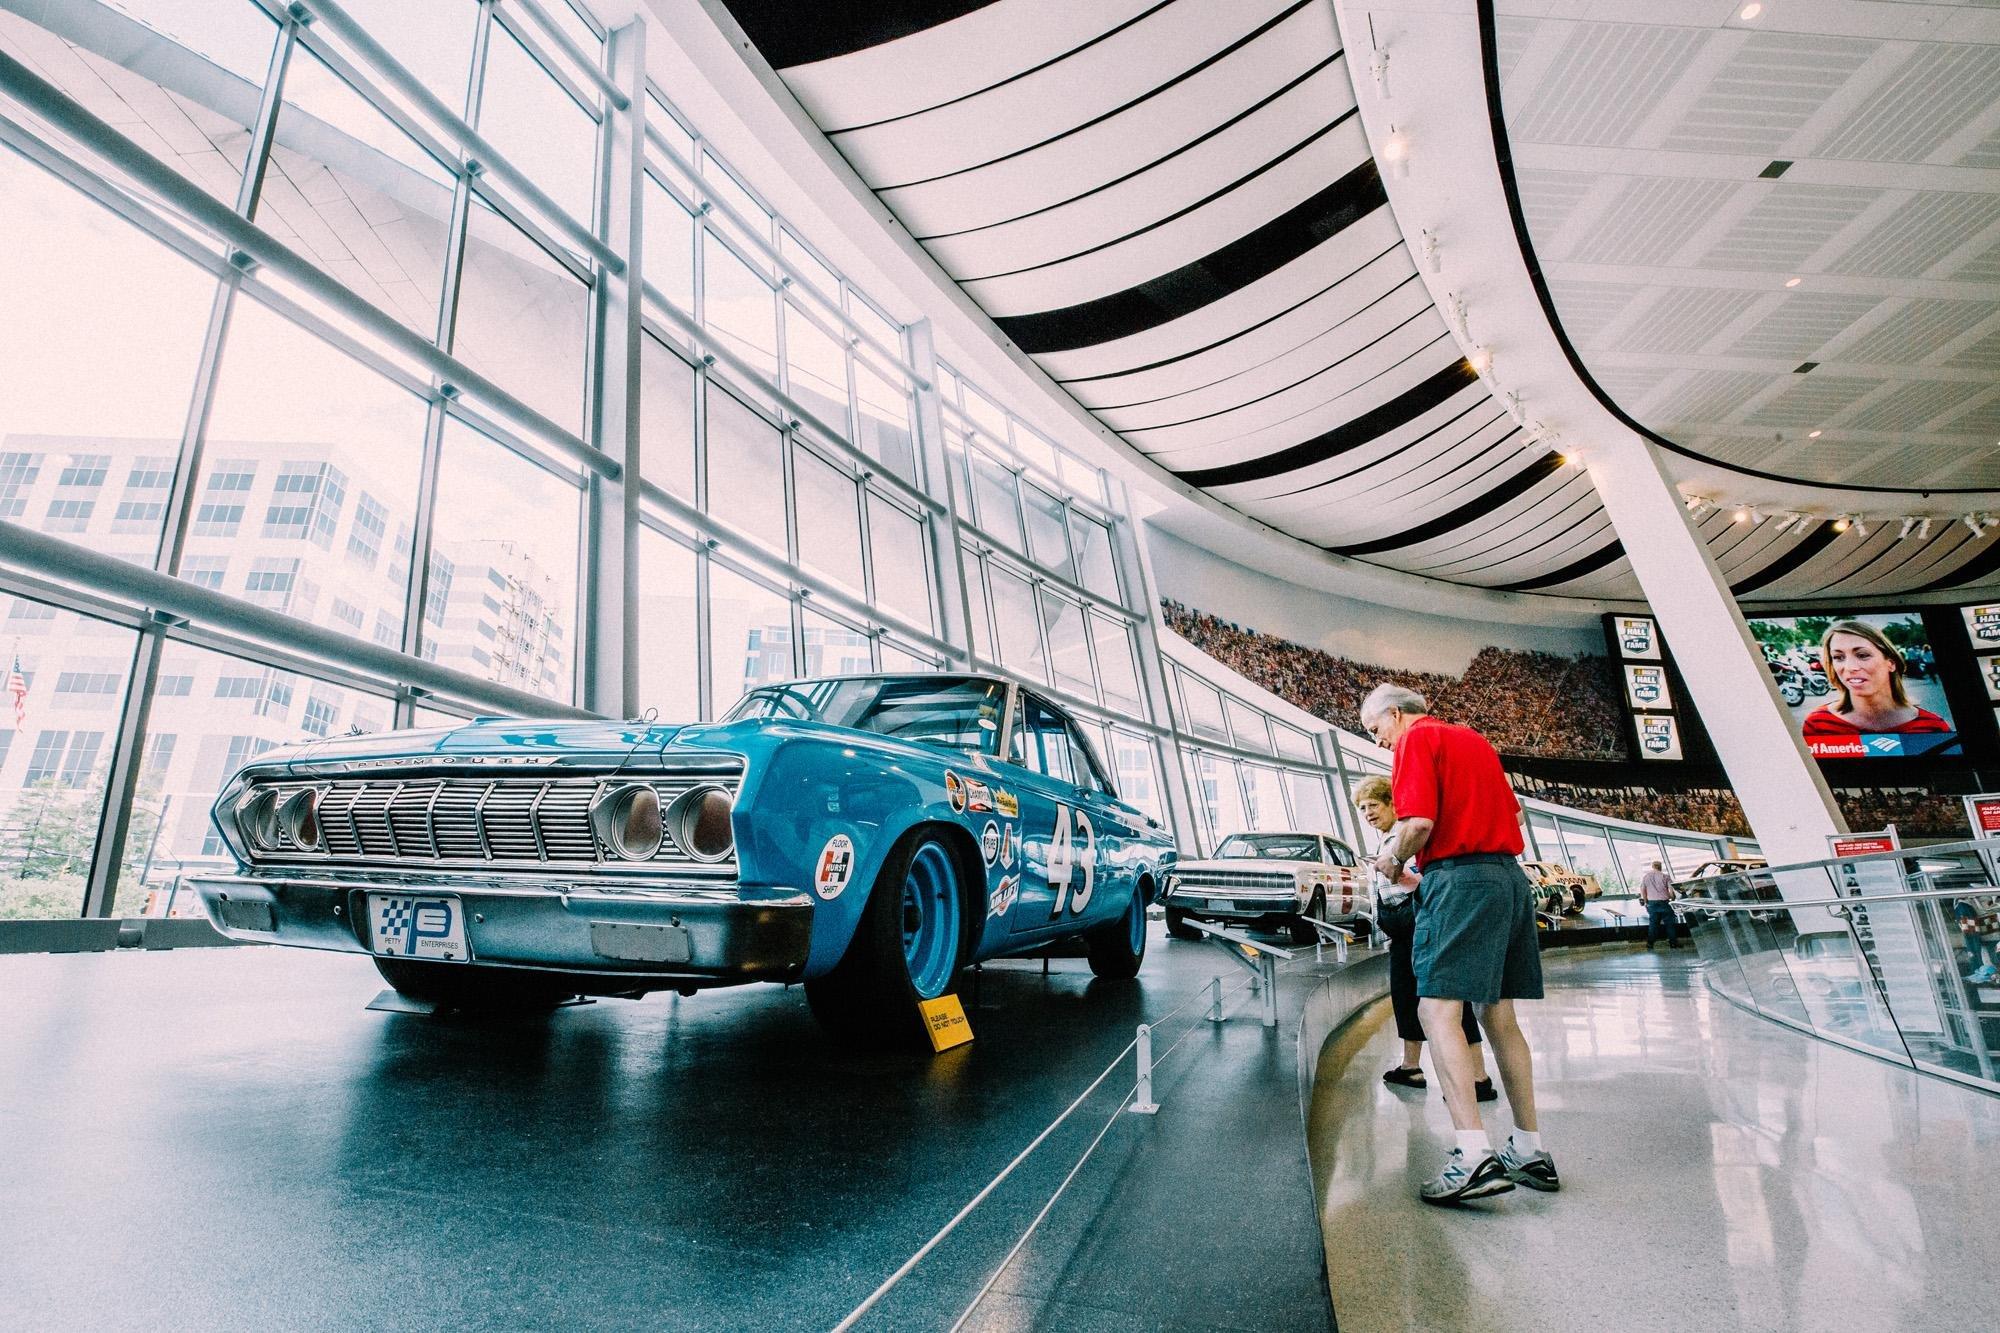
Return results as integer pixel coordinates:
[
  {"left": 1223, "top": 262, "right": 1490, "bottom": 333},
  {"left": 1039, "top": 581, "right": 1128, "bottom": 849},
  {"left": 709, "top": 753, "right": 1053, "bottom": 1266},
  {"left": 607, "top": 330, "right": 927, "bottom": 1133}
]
[
  {"left": 1084, "top": 880, "right": 1148, "bottom": 980},
  {"left": 805, "top": 828, "right": 970, "bottom": 1045},
  {"left": 900, "top": 842, "right": 962, "bottom": 1000}
]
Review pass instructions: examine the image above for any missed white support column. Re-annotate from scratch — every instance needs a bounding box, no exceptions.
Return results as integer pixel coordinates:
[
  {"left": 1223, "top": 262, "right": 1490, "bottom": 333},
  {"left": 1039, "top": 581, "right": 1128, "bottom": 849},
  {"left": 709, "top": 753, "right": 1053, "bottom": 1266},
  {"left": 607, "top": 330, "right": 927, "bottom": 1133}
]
[
  {"left": 582, "top": 18, "right": 647, "bottom": 716},
  {"left": 1584, "top": 439, "right": 1846, "bottom": 864},
  {"left": 905, "top": 318, "right": 976, "bottom": 668},
  {"left": 1327, "top": 0, "right": 1848, "bottom": 871}
]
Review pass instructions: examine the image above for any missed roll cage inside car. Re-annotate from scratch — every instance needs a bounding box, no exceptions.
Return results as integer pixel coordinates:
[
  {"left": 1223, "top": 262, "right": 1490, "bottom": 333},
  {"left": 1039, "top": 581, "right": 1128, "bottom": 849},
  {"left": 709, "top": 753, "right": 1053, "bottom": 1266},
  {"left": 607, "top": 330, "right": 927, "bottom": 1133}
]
[{"left": 726, "top": 674, "right": 1122, "bottom": 801}]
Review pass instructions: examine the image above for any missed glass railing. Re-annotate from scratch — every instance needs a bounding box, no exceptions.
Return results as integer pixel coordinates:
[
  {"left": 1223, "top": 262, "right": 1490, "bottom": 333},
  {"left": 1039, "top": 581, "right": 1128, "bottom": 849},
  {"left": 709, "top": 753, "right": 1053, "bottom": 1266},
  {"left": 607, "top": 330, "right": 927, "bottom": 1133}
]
[{"left": 1679, "top": 840, "right": 2000, "bottom": 1092}]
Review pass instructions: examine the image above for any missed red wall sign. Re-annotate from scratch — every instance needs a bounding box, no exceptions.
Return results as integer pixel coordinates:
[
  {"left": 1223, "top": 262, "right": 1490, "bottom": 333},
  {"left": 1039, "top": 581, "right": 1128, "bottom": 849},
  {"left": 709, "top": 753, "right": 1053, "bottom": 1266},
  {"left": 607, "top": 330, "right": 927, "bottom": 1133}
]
[
  {"left": 1967, "top": 796, "right": 2000, "bottom": 836},
  {"left": 1828, "top": 829, "right": 1899, "bottom": 858}
]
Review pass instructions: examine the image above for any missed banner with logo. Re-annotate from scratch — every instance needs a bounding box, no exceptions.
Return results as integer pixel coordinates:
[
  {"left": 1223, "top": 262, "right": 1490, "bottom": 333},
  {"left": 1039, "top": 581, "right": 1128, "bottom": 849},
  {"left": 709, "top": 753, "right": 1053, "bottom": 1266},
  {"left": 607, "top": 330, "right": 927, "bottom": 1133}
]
[
  {"left": 1623, "top": 664, "right": 1672, "bottom": 711},
  {"left": 1614, "top": 615, "right": 1660, "bottom": 660},
  {"left": 1961, "top": 603, "right": 2000, "bottom": 649},
  {"left": 1635, "top": 715, "right": 1682, "bottom": 761}
]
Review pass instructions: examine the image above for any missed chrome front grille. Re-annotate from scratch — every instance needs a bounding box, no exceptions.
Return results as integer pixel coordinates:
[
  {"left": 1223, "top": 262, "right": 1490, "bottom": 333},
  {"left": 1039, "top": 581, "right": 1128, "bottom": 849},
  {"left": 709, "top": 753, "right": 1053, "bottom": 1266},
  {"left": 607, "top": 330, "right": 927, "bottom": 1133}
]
[
  {"left": 1173, "top": 869, "right": 1297, "bottom": 895},
  {"left": 252, "top": 769, "right": 740, "bottom": 871}
]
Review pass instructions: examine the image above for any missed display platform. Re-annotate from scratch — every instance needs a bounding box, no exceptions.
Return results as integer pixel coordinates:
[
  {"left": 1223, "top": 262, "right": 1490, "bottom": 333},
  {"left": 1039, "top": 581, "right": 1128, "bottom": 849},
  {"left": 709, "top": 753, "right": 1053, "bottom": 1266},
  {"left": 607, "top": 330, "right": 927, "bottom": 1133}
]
[{"left": 0, "top": 926, "right": 1365, "bottom": 1330}]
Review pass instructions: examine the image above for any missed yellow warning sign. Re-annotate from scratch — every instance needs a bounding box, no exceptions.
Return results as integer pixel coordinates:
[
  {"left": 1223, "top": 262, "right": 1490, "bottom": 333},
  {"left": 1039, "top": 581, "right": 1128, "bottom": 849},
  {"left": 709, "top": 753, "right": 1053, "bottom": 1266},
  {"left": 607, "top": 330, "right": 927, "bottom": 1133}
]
[{"left": 919, "top": 993, "right": 973, "bottom": 1052}]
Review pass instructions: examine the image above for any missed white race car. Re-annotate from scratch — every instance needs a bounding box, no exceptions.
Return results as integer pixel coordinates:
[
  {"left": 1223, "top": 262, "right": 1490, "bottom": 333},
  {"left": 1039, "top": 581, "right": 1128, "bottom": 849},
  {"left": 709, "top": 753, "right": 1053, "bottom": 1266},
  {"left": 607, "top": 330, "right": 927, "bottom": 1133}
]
[{"left": 1163, "top": 831, "right": 1368, "bottom": 944}]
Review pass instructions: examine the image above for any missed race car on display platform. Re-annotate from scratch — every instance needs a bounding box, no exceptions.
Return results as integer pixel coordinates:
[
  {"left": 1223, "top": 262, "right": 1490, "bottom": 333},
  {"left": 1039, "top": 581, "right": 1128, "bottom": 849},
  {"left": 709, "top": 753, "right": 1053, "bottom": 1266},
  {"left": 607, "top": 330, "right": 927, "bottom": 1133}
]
[
  {"left": 1520, "top": 859, "right": 1602, "bottom": 917},
  {"left": 191, "top": 673, "right": 1177, "bottom": 1042},
  {"left": 1162, "top": 831, "right": 1368, "bottom": 945}
]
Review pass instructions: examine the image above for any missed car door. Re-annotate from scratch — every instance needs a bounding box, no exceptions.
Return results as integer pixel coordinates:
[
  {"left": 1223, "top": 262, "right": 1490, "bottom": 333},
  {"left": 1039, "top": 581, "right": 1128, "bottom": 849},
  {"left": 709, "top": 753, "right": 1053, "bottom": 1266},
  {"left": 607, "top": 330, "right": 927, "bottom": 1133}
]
[
  {"left": 1320, "top": 835, "right": 1362, "bottom": 916},
  {"left": 1060, "top": 715, "right": 1144, "bottom": 929},
  {"left": 998, "top": 693, "right": 1093, "bottom": 935}
]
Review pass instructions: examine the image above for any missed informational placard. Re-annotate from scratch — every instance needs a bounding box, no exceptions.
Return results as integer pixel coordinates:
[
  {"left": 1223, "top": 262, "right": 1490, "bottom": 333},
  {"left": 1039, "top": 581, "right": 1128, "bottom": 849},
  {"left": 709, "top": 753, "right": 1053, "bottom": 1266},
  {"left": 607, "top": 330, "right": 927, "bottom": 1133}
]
[
  {"left": 1828, "top": 828, "right": 1898, "bottom": 858},
  {"left": 1980, "top": 656, "right": 2000, "bottom": 701},
  {"left": 918, "top": 993, "right": 973, "bottom": 1052},
  {"left": 1963, "top": 793, "right": 2000, "bottom": 838},
  {"left": 1636, "top": 715, "right": 1683, "bottom": 761},
  {"left": 1825, "top": 826, "right": 1941, "bottom": 1034},
  {"left": 1623, "top": 663, "right": 1673, "bottom": 710},
  {"left": 1615, "top": 615, "right": 1660, "bottom": 660}
]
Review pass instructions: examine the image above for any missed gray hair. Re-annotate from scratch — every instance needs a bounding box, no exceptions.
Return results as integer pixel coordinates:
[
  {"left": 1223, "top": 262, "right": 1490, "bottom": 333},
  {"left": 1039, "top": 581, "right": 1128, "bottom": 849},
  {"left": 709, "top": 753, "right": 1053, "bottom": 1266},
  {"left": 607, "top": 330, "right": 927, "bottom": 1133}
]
[{"left": 1361, "top": 683, "right": 1428, "bottom": 726}]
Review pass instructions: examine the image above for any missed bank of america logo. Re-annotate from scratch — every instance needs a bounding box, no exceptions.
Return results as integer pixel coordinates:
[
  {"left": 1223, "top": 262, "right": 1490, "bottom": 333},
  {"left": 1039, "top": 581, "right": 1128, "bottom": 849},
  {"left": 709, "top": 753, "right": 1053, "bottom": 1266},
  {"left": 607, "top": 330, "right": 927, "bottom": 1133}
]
[{"left": 1865, "top": 736, "right": 1900, "bottom": 755}]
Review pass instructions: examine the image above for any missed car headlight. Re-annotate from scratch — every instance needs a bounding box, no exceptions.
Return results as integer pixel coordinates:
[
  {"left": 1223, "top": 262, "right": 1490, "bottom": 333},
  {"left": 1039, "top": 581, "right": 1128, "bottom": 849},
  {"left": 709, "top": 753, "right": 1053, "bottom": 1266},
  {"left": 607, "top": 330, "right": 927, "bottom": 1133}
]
[
  {"left": 236, "top": 788, "right": 279, "bottom": 852},
  {"left": 667, "top": 784, "right": 734, "bottom": 862},
  {"left": 278, "top": 788, "right": 321, "bottom": 851},
  {"left": 594, "top": 783, "right": 665, "bottom": 861}
]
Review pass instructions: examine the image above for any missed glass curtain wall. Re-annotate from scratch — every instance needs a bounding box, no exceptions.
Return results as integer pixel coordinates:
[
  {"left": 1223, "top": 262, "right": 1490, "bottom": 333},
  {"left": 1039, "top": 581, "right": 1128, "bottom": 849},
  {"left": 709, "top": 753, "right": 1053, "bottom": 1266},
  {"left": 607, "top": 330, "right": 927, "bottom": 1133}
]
[{"left": 0, "top": 0, "right": 1736, "bottom": 923}]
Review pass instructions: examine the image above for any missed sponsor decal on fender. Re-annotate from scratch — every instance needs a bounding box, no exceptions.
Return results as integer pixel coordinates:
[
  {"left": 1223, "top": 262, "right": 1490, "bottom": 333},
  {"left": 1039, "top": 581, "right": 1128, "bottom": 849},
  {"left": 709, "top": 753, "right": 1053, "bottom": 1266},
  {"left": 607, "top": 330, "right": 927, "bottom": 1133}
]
[
  {"left": 964, "top": 778, "right": 994, "bottom": 813},
  {"left": 988, "top": 873, "right": 1019, "bottom": 918},
  {"left": 1000, "top": 822, "right": 1016, "bottom": 870},
  {"left": 981, "top": 820, "right": 1001, "bottom": 866},
  {"left": 944, "top": 771, "right": 966, "bottom": 813},
  {"left": 995, "top": 789, "right": 1019, "bottom": 818},
  {"left": 813, "top": 834, "right": 855, "bottom": 900}
]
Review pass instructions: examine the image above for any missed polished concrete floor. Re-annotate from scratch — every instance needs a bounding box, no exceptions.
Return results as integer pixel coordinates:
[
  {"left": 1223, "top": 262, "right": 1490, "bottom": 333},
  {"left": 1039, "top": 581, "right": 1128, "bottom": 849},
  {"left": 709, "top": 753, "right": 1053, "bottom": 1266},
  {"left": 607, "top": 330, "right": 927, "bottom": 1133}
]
[
  {"left": 1310, "top": 947, "right": 2000, "bottom": 1332},
  {"left": 0, "top": 926, "right": 1338, "bottom": 1332}
]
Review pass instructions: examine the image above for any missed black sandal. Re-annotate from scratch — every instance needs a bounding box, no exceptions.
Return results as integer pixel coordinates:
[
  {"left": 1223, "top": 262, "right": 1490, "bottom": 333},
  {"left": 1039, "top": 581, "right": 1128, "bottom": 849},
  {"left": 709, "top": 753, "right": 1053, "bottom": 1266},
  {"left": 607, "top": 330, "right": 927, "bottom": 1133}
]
[{"left": 1383, "top": 1066, "right": 1427, "bottom": 1088}]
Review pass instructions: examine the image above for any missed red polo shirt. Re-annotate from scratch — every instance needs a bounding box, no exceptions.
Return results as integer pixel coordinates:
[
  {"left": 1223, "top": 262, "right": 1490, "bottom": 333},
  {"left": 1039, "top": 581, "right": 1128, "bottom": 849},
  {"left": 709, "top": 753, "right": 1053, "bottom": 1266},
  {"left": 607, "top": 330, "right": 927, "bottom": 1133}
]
[{"left": 1389, "top": 715, "right": 1523, "bottom": 868}]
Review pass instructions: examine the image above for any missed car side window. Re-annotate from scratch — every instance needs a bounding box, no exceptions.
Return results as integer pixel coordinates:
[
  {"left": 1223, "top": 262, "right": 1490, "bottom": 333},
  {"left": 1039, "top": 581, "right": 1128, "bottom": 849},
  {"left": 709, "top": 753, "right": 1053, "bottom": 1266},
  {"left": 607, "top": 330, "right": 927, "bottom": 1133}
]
[
  {"left": 1020, "top": 696, "right": 1076, "bottom": 786},
  {"left": 1063, "top": 721, "right": 1113, "bottom": 796},
  {"left": 1322, "top": 838, "right": 1355, "bottom": 867}
]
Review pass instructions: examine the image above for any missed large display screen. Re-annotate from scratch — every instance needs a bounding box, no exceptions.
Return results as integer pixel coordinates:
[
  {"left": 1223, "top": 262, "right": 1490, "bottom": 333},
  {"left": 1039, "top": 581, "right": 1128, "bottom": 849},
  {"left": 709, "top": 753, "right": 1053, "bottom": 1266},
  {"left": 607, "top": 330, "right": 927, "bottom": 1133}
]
[{"left": 1746, "top": 612, "right": 1958, "bottom": 758}]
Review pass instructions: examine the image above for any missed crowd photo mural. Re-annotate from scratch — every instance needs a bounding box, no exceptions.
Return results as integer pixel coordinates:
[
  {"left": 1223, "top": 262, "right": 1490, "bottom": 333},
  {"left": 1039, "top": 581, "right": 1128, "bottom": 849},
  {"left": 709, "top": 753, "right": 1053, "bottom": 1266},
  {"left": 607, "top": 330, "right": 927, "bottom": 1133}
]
[{"left": 1745, "top": 613, "right": 1958, "bottom": 759}]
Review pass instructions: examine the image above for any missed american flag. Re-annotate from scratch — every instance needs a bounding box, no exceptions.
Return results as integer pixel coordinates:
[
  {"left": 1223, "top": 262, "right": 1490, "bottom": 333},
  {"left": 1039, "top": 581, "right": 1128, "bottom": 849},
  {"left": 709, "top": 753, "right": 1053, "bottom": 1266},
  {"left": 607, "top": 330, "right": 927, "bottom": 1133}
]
[{"left": 6, "top": 651, "right": 26, "bottom": 728}]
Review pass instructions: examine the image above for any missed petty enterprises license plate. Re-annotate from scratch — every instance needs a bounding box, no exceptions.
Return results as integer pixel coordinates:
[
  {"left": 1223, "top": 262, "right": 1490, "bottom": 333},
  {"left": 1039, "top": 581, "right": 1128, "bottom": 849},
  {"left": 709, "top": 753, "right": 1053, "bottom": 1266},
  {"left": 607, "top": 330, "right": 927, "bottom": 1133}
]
[{"left": 368, "top": 893, "right": 470, "bottom": 962}]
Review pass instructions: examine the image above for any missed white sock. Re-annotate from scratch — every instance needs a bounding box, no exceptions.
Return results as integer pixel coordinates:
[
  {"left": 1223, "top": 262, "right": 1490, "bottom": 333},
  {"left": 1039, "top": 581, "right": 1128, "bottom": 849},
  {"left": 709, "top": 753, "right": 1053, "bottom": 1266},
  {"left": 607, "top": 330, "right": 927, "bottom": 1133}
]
[
  {"left": 1456, "top": 1129, "right": 1492, "bottom": 1158},
  {"left": 1511, "top": 1129, "right": 1543, "bottom": 1155}
]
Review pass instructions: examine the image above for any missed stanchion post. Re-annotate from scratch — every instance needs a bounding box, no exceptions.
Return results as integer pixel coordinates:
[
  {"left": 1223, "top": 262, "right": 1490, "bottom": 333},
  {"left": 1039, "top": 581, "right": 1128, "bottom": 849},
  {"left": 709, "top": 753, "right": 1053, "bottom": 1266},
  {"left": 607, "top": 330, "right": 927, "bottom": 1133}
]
[
  {"left": 1206, "top": 976, "right": 1223, "bottom": 1023},
  {"left": 1129, "top": 1023, "right": 1159, "bottom": 1115}
]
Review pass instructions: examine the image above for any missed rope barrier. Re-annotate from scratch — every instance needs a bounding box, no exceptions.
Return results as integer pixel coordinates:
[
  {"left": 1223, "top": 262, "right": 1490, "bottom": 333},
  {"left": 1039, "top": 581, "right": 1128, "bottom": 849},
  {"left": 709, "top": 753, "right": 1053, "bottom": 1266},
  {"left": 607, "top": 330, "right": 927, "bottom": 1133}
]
[{"left": 833, "top": 968, "right": 1262, "bottom": 1331}]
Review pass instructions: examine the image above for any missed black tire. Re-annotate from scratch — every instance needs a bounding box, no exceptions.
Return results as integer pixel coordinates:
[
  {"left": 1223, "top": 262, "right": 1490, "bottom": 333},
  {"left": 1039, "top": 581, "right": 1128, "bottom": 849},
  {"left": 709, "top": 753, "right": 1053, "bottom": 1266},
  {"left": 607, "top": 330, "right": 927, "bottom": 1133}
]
[
  {"left": 1165, "top": 907, "right": 1202, "bottom": 941},
  {"left": 805, "top": 829, "right": 968, "bottom": 1046},
  {"left": 372, "top": 957, "right": 577, "bottom": 1012},
  {"left": 1085, "top": 882, "right": 1149, "bottom": 980},
  {"left": 1288, "top": 890, "right": 1326, "bottom": 946}
]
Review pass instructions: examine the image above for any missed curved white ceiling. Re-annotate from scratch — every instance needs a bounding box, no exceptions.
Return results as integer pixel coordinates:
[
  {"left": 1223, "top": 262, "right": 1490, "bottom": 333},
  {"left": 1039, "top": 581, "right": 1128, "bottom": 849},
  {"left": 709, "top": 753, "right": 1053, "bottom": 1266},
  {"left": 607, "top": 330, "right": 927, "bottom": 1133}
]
[{"left": 713, "top": 0, "right": 2000, "bottom": 602}]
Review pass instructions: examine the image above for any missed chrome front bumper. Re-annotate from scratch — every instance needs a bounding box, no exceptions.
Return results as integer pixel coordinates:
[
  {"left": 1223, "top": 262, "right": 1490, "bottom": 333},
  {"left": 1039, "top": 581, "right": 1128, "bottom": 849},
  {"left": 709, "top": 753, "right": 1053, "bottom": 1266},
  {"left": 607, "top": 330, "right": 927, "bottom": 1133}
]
[
  {"left": 188, "top": 870, "right": 814, "bottom": 983},
  {"left": 1165, "top": 889, "right": 1304, "bottom": 920}
]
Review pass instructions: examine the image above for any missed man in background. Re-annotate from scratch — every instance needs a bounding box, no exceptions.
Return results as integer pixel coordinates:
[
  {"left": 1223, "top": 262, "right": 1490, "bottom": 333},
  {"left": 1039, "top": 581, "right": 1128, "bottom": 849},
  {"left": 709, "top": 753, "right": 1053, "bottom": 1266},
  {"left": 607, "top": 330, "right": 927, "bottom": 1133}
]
[
  {"left": 1362, "top": 683, "right": 1558, "bottom": 1206},
  {"left": 1638, "top": 861, "right": 1682, "bottom": 949}
]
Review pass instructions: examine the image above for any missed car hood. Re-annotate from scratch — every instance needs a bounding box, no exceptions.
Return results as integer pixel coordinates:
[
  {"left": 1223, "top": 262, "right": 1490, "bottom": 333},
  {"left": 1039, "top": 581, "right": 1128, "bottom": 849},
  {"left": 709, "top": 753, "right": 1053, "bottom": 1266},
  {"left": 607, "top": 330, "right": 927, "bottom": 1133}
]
[
  {"left": 1173, "top": 858, "right": 1314, "bottom": 876},
  {"left": 268, "top": 717, "right": 704, "bottom": 771}
]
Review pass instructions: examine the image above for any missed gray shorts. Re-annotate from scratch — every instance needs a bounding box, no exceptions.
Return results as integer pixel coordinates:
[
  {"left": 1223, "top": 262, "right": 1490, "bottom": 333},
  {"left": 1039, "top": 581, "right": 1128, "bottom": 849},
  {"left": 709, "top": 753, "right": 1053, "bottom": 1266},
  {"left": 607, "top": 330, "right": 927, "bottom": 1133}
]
[{"left": 1412, "top": 855, "right": 1544, "bottom": 1005}]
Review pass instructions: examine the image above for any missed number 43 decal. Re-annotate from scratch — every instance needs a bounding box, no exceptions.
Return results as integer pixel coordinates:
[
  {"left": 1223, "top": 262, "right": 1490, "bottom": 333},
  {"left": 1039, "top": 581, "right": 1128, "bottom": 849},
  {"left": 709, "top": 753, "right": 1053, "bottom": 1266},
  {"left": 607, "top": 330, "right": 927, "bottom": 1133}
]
[{"left": 1048, "top": 803, "right": 1097, "bottom": 916}]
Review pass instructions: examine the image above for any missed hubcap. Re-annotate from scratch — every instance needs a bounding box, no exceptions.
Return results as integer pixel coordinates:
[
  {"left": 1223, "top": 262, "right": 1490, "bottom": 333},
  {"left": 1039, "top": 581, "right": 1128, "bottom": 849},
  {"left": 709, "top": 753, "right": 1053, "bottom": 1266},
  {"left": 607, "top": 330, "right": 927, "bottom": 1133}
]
[{"left": 900, "top": 842, "right": 961, "bottom": 999}]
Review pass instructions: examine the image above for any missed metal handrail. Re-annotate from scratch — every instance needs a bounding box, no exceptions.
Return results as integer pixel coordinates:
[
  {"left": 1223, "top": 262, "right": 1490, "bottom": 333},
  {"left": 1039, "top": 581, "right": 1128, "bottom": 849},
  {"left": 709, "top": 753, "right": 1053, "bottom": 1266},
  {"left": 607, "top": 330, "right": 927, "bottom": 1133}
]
[{"left": 1679, "top": 884, "right": 1991, "bottom": 912}]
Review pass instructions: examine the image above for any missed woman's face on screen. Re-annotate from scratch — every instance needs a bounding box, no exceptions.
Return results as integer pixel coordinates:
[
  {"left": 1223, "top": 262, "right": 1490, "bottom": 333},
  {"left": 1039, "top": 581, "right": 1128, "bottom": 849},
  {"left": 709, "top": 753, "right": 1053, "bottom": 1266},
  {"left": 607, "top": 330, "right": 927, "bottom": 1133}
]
[{"left": 1827, "top": 632, "right": 1894, "bottom": 701}]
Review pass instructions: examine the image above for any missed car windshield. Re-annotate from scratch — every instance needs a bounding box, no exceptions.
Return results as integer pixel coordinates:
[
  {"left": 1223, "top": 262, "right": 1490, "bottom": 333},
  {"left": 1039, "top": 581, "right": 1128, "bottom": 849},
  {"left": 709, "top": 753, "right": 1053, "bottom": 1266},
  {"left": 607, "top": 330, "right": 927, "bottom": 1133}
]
[
  {"left": 1214, "top": 834, "right": 1318, "bottom": 861},
  {"left": 724, "top": 676, "right": 1006, "bottom": 756}
]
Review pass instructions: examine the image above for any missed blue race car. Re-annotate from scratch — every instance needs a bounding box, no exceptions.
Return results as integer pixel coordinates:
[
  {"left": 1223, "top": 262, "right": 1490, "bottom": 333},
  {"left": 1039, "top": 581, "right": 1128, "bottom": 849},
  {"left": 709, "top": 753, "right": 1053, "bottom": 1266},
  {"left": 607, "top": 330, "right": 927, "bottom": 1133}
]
[{"left": 191, "top": 673, "right": 1177, "bottom": 1041}]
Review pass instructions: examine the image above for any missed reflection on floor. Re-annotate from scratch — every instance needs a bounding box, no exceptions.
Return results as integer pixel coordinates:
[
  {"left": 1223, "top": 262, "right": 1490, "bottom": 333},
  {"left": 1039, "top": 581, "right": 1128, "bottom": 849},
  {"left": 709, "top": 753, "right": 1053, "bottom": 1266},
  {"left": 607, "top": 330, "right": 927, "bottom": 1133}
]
[{"left": 1310, "top": 946, "right": 2000, "bottom": 1333}]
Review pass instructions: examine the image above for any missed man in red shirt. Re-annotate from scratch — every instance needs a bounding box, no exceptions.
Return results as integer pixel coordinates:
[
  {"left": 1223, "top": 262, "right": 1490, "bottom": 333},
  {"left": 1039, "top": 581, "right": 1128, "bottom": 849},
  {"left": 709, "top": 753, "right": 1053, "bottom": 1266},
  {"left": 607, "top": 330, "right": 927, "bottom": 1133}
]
[{"left": 1363, "top": 683, "right": 1558, "bottom": 1206}]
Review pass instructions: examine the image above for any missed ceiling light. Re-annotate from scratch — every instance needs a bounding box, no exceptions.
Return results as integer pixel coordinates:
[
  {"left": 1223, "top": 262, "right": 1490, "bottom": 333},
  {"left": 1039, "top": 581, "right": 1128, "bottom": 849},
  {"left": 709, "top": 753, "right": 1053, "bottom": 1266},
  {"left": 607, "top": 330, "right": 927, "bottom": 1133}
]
[
  {"left": 1808, "top": 429, "right": 1822, "bottom": 438},
  {"left": 1967, "top": 515, "right": 1987, "bottom": 537},
  {"left": 1853, "top": 518, "right": 1869, "bottom": 537},
  {"left": 1381, "top": 127, "right": 1410, "bottom": 178},
  {"left": 1734, "top": 507, "right": 1750, "bottom": 524},
  {"left": 1900, "top": 517, "right": 1916, "bottom": 540},
  {"left": 1749, "top": 507, "right": 1762, "bottom": 524},
  {"left": 1740, "top": 3, "right": 1762, "bottom": 19},
  {"left": 1919, "top": 517, "right": 1933, "bottom": 539},
  {"left": 1832, "top": 517, "right": 1850, "bottom": 533},
  {"left": 1469, "top": 347, "right": 1492, "bottom": 375},
  {"left": 1785, "top": 277, "right": 1803, "bottom": 288}
]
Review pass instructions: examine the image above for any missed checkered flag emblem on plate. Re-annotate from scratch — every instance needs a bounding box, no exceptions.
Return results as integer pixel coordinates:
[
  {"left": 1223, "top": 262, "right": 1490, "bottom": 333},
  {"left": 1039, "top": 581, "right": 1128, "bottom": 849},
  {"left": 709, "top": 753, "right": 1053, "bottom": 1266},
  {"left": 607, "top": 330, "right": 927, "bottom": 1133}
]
[{"left": 375, "top": 899, "right": 413, "bottom": 942}]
